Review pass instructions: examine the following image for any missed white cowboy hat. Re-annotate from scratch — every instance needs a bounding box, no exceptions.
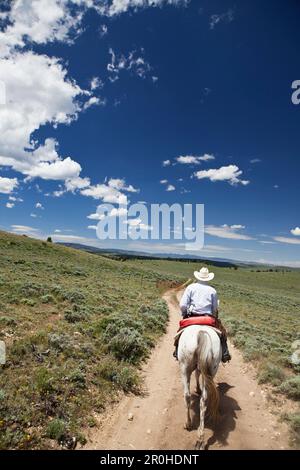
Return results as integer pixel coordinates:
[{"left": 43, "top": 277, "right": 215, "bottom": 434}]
[{"left": 194, "top": 267, "right": 215, "bottom": 282}]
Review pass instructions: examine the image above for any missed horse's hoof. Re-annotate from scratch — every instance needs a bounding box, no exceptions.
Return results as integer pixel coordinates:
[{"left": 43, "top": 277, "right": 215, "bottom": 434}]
[
  {"left": 195, "top": 440, "right": 205, "bottom": 451},
  {"left": 184, "top": 422, "right": 191, "bottom": 431}
]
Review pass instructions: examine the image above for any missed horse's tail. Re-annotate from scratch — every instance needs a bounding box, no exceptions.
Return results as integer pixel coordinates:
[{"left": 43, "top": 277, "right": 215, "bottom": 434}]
[{"left": 197, "top": 330, "right": 219, "bottom": 422}]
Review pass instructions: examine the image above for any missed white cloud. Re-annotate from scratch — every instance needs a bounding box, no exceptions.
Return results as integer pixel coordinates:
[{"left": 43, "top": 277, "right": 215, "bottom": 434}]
[
  {"left": 9, "top": 196, "right": 23, "bottom": 202},
  {"left": 210, "top": 9, "right": 234, "bottom": 30},
  {"left": 198, "top": 153, "right": 215, "bottom": 162},
  {"left": 83, "top": 96, "right": 102, "bottom": 110},
  {"left": 87, "top": 206, "right": 128, "bottom": 220},
  {"left": 0, "top": 52, "right": 85, "bottom": 181},
  {"left": 25, "top": 155, "right": 82, "bottom": 181},
  {"left": 0, "top": 0, "right": 88, "bottom": 57},
  {"left": 107, "top": 47, "right": 152, "bottom": 81},
  {"left": 166, "top": 184, "right": 175, "bottom": 191},
  {"left": 194, "top": 165, "right": 249, "bottom": 186},
  {"left": 230, "top": 224, "right": 245, "bottom": 230},
  {"left": 0, "top": 0, "right": 187, "bottom": 57},
  {"left": 52, "top": 189, "right": 66, "bottom": 197},
  {"left": 65, "top": 176, "right": 91, "bottom": 192},
  {"left": 108, "top": 178, "right": 139, "bottom": 193},
  {"left": 273, "top": 236, "right": 300, "bottom": 245},
  {"left": 250, "top": 158, "right": 261, "bottom": 164},
  {"left": 51, "top": 233, "right": 92, "bottom": 243},
  {"left": 291, "top": 227, "right": 300, "bottom": 236},
  {"left": 11, "top": 224, "right": 39, "bottom": 234},
  {"left": 88, "top": 225, "right": 97, "bottom": 230},
  {"left": 6, "top": 202, "right": 15, "bottom": 208},
  {"left": 87, "top": 212, "right": 101, "bottom": 220},
  {"left": 81, "top": 178, "right": 138, "bottom": 203},
  {"left": 201, "top": 244, "right": 231, "bottom": 252},
  {"left": 90, "top": 76, "right": 103, "bottom": 90},
  {"left": 0, "top": 0, "right": 181, "bottom": 212},
  {"left": 162, "top": 159, "right": 171, "bottom": 167},
  {"left": 103, "top": 0, "right": 187, "bottom": 17},
  {"left": 30, "top": 213, "right": 38, "bottom": 218},
  {"left": 160, "top": 179, "right": 168, "bottom": 184},
  {"left": 0, "top": 176, "right": 18, "bottom": 194},
  {"left": 35, "top": 202, "right": 44, "bottom": 209},
  {"left": 205, "top": 225, "right": 254, "bottom": 240},
  {"left": 176, "top": 154, "right": 215, "bottom": 165},
  {"left": 81, "top": 184, "right": 127, "bottom": 204},
  {"left": 176, "top": 156, "right": 200, "bottom": 165}
]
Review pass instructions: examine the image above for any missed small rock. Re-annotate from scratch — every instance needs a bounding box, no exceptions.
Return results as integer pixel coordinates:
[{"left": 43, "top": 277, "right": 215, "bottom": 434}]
[
  {"left": 128, "top": 413, "right": 134, "bottom": 421},
  {"left": 147, "top": 429, "right": 151, "bottom": 434},
  {"left": 249, "top": 391, "right": 255, "bottom": 397}
]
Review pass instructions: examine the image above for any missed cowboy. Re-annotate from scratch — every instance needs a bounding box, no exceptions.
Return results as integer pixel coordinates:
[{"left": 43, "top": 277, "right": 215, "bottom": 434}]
[{"left": 173, "top": 267, "right": 231, "bottom": 363}]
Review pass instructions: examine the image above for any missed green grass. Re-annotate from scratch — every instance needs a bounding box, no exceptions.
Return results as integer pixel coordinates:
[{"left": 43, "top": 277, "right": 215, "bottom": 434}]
[
  {"left": 0, "top": 232, "right": 299, "bottom": 448},
  {"left": 0, "top": 231, "right": 175, "bottom": 449}
]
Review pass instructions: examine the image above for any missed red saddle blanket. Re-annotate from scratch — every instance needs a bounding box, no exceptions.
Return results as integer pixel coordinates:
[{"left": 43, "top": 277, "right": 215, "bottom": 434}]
[{"left": 179, "top": 315, "right": 216, "bottom": 330}]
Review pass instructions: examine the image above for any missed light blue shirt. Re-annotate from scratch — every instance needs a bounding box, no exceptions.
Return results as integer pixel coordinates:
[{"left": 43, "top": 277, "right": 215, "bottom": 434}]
[{"left": 180, "top": 282, "right": 218, "bottom": 317}]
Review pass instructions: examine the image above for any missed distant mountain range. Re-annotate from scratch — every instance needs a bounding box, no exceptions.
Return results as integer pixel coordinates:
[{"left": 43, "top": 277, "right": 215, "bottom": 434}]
[{"left": 57, "top": 242, "right": 268, "bottom": 269}]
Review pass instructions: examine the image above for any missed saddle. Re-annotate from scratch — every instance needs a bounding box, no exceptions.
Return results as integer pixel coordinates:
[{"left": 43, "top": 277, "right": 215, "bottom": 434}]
[
  {"left": 174, "top": 315, "right": 222, "bottom": 344},
  {"left": 179, "top": 315, "right": 216, "bottom": 329}
]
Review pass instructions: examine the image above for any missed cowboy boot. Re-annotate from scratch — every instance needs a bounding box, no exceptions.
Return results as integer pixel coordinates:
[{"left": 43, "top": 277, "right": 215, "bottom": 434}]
[
  {"left": 221, "top": 336, "right": 231, "bottom": 363},
  {"left": 173, "top": 345, "right": 178, "bottom": 360}
]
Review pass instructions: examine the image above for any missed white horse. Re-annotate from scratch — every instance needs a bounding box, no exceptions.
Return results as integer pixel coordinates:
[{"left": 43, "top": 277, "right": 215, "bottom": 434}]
[{"left": 178, "top": 325, "right": 222, "bottom": 450}]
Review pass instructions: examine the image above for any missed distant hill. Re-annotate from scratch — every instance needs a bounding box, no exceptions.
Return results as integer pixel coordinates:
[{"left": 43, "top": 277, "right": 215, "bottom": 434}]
[
  {"left": 57, "top": 242, "right": 300, "bottom": 270},
  {"left": 57, "top": 242, "right": 241, "bottom": 268}
]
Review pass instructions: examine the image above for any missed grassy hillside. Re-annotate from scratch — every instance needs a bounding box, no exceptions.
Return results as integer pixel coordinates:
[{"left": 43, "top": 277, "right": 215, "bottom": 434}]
[
  {"left": 0, "top": 231, "right": 176, "bottom": 449},
  {"left": 1, "top": 232, "right": 299, "bottom": 448}
]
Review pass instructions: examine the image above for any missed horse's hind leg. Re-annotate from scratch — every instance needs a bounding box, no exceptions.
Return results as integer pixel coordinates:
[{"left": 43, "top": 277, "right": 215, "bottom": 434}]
[
  {"left": 195, "top": 368, "right": 201, "bottom": 395},
  {"left": 196, "top": 374, "right": 207, "bottom": 450},
  {"left": 180, "top": 365, "right": 192, "bottom": 431}
]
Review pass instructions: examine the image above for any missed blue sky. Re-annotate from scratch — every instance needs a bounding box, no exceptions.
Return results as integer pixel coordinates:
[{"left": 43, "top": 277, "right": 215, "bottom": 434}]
[{"left": 0, "top": 0, "right": 300, "bottom": 266}]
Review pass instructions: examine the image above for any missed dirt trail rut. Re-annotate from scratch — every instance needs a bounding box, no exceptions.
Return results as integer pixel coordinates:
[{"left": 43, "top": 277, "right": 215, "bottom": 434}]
[{"left": 86, "top": 290, "right": 291, "bottom": 450}]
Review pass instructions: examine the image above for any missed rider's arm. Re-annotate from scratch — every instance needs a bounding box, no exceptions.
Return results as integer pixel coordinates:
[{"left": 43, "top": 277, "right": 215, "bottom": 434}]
[{"left": 179, "top": 286, "right": 192, "bottom": 317}]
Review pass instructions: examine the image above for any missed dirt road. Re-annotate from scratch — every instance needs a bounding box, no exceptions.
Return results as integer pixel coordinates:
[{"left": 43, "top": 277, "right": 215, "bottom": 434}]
[{"left": 85, "top": 290, "right": 291, "bottom": 450}]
